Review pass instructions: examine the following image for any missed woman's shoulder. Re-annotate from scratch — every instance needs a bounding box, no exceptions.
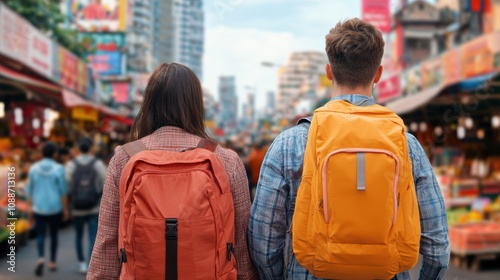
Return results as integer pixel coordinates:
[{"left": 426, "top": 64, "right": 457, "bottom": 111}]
[{"left": 214, "top": 144, "right": 242, "bottom": 166}]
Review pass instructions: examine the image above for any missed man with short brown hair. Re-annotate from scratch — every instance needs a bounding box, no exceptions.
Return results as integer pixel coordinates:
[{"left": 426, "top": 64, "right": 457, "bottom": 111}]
[{"left": 249, "top": 18, "right": 450, "bottom": 279}]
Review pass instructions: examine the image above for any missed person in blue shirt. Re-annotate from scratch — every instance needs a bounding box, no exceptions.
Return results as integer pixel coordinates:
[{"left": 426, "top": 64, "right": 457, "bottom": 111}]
[
  {"left": 26, "top": 141, "right": 69, "bottom": 276},
  {"left": 248, "top": 18, "right": 450, "bottom": 280}
]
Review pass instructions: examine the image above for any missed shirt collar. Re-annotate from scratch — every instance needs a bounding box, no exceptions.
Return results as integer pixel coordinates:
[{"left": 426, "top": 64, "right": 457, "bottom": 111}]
[{"left": 330, "top": 94, "right": 374, "bottom": 103}]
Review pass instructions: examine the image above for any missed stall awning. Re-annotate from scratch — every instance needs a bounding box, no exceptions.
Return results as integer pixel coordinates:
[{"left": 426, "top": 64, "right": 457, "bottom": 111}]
[
  {"left": 98, "top": 105, "right": 134, "bottom": 126},
  {"left": 62, "top": 89, "right": 96, "bottom": 108},
  {"left": 385, "top": 85, "right": 445, "bottom": 115},
  {"left": 0, "top": 64, "right": 59, "bottom": 92},
  {"left": 457, "top": 73, "right": 497, "bottom": 92}
]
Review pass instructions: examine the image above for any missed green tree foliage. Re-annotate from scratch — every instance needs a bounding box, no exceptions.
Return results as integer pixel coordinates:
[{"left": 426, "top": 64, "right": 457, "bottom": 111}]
[{"left": 2, "top": 0, "right": 86, "bottom": 58}]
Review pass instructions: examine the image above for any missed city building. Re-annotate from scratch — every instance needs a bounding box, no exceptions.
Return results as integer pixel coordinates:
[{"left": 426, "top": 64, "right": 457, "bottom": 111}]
[
  {"left": 276, "top": 51, "right": 328, "bottom": 118},
  {"left": 127, "top": 0, "right": 155, "bottom": 74},
  {"left": 218, "top": 76, "right": 238, "bottom": 135},
  {"left": 154, "top": 0, "right": 204, "bottom": 80},
  {"left": 393, "top": 0, "right": 456, "bottom": 67},
  {"left": 437, "top": 0, "right": 460, "bottom": 11}
]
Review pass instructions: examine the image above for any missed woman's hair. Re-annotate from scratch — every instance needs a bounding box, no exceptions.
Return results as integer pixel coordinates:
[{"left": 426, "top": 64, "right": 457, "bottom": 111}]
[{"left": 130, "top": 63, "right": 210, "bottom": 140}]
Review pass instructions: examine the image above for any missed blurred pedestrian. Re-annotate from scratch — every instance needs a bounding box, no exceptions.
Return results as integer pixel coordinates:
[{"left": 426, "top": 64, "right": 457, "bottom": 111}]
[
  {"left": 249, "top": 18, "right": 450, "bottom": 279},
  {"left": 88, "top": 63, "right": 257, "bottom": 280},
  {"left": 246, "top": 140, "right": 268, "bottom": 199},
  {"left": 25, "top": 141, "right": 69, "bottom": 276},
  {"left": 66, "top": 137, "right": 106, "bottom": 274}
]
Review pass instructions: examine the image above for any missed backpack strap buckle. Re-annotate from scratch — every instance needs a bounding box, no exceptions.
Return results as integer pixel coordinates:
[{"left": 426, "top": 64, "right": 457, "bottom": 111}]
[{"left": 165, "top": 218, "right": 178, "bottom": 240}]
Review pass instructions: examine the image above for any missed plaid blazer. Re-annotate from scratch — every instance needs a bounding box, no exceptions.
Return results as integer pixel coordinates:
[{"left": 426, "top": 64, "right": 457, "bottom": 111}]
[{"left": 87, "top": 126, "right": 258, "bottom": 280}]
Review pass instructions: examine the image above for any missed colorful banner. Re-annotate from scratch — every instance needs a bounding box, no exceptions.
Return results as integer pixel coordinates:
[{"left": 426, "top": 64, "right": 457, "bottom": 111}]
[
  {"left": 0, "top": 3, "right": 91, "bottom": 96},
  {"left": 443, "top": 48, "right": 462, "bottom": 86},
  {"left": 28, "top": 28, "right": 52, "bottom": 77},
  {"left": 421, "top": 57, "right": 444, "bottom": 89},
  {"left": 79, "top": 32, "right": 125, "bottom": 52},
  {"left": 112, "top": 81, "right": 130, "bottom": 103},
  {"left": 60, "top": 47, "right": 79, "bottom": 91},
  {"left": 0, "top": 5, "right": 30, "bottom": 67},
  {"left": 461, "top": 36, "right": 493, "bottom": 78},
  {"left": 362, "top": 0, "right": 390, "bottom": 33},
  {"left": 100, "top": 81, "right": 131, "bottom": 106},
  {"left": 89, "top": 51, "right": 122, "bottom": 75},
  {"left": 377, "top": 74, "right": 400, "bottom": 103},
  {"left": 70, "top": 0, "right": 127, "bottom": 32},
  {"left": 77, "top": 61, "right": 88, "bottom": 95}
]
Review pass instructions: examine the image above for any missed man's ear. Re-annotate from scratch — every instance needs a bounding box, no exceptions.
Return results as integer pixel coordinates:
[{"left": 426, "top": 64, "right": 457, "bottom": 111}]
[
  {"left": 325, "top": 64, "right": 333, "bottom": 81},
  {"left": 374, "top": 65, "right": 384, "bottom": 83}
]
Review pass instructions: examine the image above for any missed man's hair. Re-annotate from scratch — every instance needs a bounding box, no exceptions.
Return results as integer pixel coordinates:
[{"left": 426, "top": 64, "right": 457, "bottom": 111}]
[
  {"left": 78, "top": 137, "right": 93, "bottom": 154},
  {"left": 42, "top": 142, "right": 58, "bottom": 158},
  {"left": 325, "top": 18, "right": 385, "bottom": 88}
]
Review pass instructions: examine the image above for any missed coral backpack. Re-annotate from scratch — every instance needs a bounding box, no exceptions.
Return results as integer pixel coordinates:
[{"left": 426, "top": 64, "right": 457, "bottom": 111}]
[
  {"left": 292, "top": 100, "right": 421, "bottom": 279},
  {"left": 118, "top": 139, "right": 237, "bottom": 280}
]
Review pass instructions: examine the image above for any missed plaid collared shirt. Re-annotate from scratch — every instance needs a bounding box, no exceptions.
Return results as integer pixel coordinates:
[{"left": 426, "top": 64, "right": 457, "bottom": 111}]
[
  {"left": 87, "top": 126, "right": 258, "bottom": 280},
  {"left": 248, "top": 95, "right": 450, "bottom": 280}
]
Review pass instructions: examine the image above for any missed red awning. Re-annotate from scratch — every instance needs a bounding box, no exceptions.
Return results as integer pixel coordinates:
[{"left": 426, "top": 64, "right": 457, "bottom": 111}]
[
  {"left": 0, "top": 64, "right": 60, "bottom": 92},
  {"left": 97, "top": 105, "right": 134, "bottom": 126},
  {"left": 62, "top": 89, "right": 97, "bottom": 108}
]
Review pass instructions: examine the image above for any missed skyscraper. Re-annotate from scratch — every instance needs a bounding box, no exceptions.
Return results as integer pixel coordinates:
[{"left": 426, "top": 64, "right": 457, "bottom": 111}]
[
  {"left": 218, "top": 76, "right": 238, "bottom": 135},
  {"left": 128, "top": 0, "right": 155, "bottom": 73},
  {"left": 276, "top": 51, "right": 328, "bottom": 118},
  {"left": 154, "top": 0, "right": 204, "bottom": 80}
]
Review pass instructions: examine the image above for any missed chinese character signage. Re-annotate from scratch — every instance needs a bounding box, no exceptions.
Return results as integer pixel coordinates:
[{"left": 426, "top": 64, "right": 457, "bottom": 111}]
[{"left": 70, "top": 0, "right": 127, "bottom": 32}]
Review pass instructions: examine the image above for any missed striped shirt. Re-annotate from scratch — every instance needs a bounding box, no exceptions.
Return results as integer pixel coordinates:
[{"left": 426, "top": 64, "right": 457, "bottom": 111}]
[
  {"left": 248, "top": 94, "right": 450, "bottom": 280},
  {"left": 87, "top": 126, "right": 258, "bottom": 280}
]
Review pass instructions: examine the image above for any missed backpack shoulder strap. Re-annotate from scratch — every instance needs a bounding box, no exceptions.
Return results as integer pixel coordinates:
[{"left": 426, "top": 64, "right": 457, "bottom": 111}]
[
  {"left": 297, "top": 116, "right": 313, "bottom": 126},
  {"left": 123, "top": 140, "right": 148, "bottom": 158},
  {"left": 196, "top": 138, "right": 218, "bottom": 152}
]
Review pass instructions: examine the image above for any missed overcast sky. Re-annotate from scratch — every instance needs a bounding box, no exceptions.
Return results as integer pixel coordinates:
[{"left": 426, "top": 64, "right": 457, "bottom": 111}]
[{"left": 202, "top": 0, "right": 434, "bottom": 112}]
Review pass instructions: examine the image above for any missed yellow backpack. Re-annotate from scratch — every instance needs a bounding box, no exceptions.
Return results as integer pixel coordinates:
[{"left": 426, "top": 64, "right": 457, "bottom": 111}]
[{"left": 292, "top": 100, "right": 421, "bottom": 279}]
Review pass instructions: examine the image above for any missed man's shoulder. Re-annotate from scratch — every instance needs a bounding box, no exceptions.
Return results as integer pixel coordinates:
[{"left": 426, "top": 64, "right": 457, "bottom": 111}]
[{"left": 275, "top": 123, "right": 310, "bottom": 142}]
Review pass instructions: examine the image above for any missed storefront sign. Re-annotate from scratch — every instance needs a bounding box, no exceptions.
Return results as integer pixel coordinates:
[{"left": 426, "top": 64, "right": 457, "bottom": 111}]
[
  {"left": 28, "top": 28, "right": 52, "bottom": 77},
  {"left": 377, "top": 74, "right": 400, "bottom": 103},
  {"left": 0, "top": 5, "right": 30, "bottom": 67},
  {"left": 112, "top": 81, "right": 131, "bottom": 104},
  {"left": 362, "top": 0, "right": 390, "bottom": 33},
  {"left": 100, "top": 81, "right": 131, "bottom": 106},
  {"left": 89, "top": 51, "right": 122, "bottom": 75},
  {"left": 72, "top": 107, "right": 98, "bottom": 122},
  {"left": 0, "top": 4, "right": 52, "bottom": 78},
  {"left": 461, "top": 36, "right": 493, "bottom": 78},
  {"left": 79, "top": 32, "right": 125, "bottom": 52},
  {"left": 77, "top": 61, "right": 88, "bottom": 95},
  {"left": 421, "top": 57, "right": 443, "bottom": 89},
  {"left": 443, "top": 48, "right": 462, "bottom": 86},
  {"left": 59, "top": 47, "right": 79, "bottom": 91},
  {"left": 69, "top": 0, "right": 127, "bottom": 32}
]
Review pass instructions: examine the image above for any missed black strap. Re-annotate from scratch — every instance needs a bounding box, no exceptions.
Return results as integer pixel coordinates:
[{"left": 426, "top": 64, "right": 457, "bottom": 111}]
[{"left": 165, "top": 218, "right": 178, "bottom": 280}]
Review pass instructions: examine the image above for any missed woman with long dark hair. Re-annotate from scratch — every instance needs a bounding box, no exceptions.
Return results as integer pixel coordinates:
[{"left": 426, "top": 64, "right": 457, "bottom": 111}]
[{"left": 87, "top": 63, "right": 257, "bottom": 279}]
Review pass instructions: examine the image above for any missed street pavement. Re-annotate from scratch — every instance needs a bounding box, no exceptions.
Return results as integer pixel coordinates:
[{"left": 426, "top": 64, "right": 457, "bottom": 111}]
[
  {"left": 0, "top": 226, "right": 500, "bottom": 279},
  {"left": 0, "top": 225, "right": 86, "bottom": 280}
]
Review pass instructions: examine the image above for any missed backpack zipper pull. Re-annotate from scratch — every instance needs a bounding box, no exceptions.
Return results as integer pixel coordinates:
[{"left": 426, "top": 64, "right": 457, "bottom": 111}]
[
  {"left": 226, "top": 243, "right": 233, "bottom": 261},
  {"left": 119, "top": 248, "right": 128, "bottom": 264}
]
